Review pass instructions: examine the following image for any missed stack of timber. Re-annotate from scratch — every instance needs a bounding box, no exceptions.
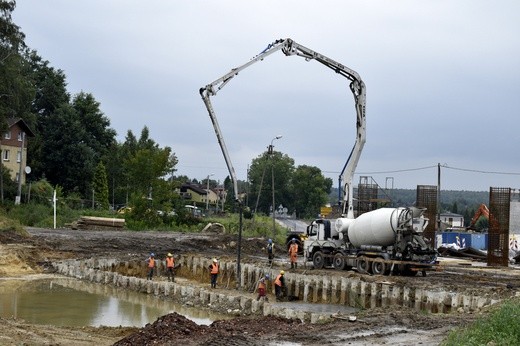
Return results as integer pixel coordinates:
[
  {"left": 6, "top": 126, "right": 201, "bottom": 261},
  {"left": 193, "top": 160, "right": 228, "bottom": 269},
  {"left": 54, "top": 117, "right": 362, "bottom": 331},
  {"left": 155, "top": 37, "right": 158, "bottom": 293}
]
[{"left": 75, "top": 216, "right": 125, "bottom": 231}]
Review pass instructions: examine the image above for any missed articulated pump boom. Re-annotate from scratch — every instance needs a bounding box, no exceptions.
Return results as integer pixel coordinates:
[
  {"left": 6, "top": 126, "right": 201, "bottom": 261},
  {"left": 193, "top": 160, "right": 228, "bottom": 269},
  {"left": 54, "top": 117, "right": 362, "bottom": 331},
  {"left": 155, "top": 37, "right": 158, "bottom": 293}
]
[
  {"left": 200, "top": 38, "right": 366, "bottom": 212},
  {"left": 200, "top": 39, "right": 436, "bottom": 275}
]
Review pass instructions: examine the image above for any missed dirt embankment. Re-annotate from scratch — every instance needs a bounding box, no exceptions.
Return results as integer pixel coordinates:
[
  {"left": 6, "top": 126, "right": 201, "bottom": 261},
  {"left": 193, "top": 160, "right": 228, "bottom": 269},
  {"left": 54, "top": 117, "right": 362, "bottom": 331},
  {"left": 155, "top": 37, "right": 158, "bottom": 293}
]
[{"left": 0, "top": 227, "right": 516, "bottom": 345}]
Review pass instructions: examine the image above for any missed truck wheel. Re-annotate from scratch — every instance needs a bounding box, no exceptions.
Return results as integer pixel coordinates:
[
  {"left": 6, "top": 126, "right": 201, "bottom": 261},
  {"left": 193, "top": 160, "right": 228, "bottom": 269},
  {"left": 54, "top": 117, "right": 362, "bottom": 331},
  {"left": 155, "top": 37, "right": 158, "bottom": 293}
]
[
  {"left": 333, "top": 253, "right": 347, "bottom": 270},
  {"left": 356, "top": 257, "right": 370, "bottom": 274},
  {"left": 371, "top": 259, "right": 388, "bottom": 275},
  {"left": 313, "top": 251, "right": 325, "bottom": 269}
]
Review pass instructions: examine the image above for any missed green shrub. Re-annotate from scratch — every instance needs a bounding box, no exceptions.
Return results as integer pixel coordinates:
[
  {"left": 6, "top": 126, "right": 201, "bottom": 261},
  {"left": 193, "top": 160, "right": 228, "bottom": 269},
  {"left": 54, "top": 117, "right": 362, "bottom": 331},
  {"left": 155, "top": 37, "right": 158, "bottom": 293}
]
[
  {"left": 0, "top": 209, "right": 28, "bottom": 235},
  {"left": 442, "top": 298, "right": 520, "bottom": 345}
]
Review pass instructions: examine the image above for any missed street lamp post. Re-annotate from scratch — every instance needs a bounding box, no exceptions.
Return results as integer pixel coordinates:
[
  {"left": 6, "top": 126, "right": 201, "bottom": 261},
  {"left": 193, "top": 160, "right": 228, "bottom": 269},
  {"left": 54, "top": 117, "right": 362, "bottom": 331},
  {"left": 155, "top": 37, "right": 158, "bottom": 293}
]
[
  {"left": 15, "top": 132, "right": 25, "bottom": 205},
  {"left": 269, "top": 135, "right": 282, "bottom": 240},
  {"left": 206, "top": 173, "right": 214, "bottom": 212}
]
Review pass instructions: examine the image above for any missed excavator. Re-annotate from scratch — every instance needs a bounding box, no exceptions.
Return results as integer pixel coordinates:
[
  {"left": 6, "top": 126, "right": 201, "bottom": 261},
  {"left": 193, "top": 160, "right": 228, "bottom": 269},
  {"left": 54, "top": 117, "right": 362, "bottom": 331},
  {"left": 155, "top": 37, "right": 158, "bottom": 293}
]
[{"left": 467, "top": 203, "right": 489, "bottom": 231}]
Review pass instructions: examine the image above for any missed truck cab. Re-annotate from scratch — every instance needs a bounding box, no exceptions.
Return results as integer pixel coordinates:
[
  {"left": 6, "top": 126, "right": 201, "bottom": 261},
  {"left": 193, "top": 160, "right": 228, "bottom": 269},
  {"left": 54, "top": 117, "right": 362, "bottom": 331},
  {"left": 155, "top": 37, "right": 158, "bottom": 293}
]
[
  {"left": 307, "top": 219, "right": 340, "bottom": 241},
  {"left": 304, "top": 218, "right": 346, "bottom": 269}
]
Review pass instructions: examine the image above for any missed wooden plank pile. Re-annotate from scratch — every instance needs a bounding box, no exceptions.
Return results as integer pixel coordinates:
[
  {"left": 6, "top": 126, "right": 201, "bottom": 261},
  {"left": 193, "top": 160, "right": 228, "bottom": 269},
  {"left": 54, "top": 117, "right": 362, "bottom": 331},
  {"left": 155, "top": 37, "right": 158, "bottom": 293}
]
[{"left": 74, "top": 216, "right": 125, "bottom": 231}]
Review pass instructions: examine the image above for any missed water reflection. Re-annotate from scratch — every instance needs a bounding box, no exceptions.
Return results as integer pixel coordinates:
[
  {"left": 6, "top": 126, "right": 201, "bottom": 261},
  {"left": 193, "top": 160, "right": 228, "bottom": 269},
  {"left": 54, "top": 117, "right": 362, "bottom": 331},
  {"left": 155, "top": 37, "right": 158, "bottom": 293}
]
[{"left": 0, "top": 276, "right": 228, "bottom": 327}]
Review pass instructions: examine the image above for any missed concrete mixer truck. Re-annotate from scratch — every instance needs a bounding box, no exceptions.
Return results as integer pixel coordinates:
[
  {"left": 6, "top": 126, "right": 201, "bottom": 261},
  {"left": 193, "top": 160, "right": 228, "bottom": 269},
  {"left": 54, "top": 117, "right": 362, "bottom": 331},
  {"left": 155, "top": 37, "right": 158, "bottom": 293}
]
[{"left": 303, "top": 207, "right": 438, "bottom": 276}]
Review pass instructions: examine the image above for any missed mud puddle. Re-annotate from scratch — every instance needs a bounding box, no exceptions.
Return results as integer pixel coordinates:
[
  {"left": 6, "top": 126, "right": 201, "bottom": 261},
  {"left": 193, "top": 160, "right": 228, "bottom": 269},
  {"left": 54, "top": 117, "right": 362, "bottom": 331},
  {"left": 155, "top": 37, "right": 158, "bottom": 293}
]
[{"left": 0, "top": 275, "right": 229, "bottom": 327}]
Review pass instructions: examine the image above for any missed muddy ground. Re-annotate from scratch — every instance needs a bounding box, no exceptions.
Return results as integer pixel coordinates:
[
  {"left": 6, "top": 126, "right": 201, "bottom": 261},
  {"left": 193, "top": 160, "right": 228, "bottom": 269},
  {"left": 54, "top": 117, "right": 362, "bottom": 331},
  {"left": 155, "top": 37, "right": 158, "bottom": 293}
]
[{"left": 1, "top": 226, "right": 519, "bottom": 345}]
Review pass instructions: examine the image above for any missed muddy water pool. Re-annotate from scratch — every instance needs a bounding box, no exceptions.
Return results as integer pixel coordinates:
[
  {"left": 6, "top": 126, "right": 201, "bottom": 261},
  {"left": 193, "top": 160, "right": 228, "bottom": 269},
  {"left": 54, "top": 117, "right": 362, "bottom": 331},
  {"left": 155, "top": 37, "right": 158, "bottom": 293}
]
[{"left": 0, "top": 275, "right": 228, "bottom": 327}]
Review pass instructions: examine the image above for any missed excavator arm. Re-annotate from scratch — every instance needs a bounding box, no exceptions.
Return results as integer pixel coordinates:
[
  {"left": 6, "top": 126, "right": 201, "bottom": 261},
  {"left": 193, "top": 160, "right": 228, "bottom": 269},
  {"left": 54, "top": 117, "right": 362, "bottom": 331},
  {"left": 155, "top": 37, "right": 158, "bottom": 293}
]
[
  {"left": 468, "top": 204, "right": 489, "bottom": 230},
  {"left": 200, "top": 38, "right": 366, "bottom": 212}
]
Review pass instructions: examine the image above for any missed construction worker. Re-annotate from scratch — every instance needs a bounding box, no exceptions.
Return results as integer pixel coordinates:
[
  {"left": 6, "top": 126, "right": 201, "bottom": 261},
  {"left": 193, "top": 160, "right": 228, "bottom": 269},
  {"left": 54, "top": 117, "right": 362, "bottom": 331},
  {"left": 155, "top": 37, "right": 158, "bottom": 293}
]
[
  {"left": 274, "top": 270, "right": 285, "bottom": 301},
  {"left": 289, "top": 239, "right": 298, "bottom": 269},
  {"left": 146, "top": 253, "right": 155, "bottom": 280},
  {"left": 267, "top": 239, "right": 274, "bottom": 265},
  {"left": 166, "top": 252, "right": 175, "bottom": 282},
  {"left": 209, "top": 258, "right": 219, "bottom": 288},
  {"left": 257, "top": 274, "right": 269, "bottom": 302}
]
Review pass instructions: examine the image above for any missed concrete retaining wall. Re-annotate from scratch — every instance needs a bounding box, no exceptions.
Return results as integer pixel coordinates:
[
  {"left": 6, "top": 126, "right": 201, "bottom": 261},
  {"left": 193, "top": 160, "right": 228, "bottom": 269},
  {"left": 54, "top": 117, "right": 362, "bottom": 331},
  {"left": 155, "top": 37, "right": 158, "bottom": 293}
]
[{"left": 51, "top": 254, "right": 500, "bottom": 323}]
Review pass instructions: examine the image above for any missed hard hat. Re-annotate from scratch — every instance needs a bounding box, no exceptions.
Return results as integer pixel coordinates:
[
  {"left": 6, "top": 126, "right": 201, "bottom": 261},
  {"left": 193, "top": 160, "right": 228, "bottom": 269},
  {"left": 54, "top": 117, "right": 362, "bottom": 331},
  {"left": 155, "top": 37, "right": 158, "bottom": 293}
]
[
  {"left": 167, "top": 253, "right": 173, "bottom": 257},
  {"left": 150, "top": 253, "right": 155, "bottom": 257},
  {"left": 268, "top": 239, "right": 272, "bottom": 244},
  {"left": 280, "top": 270, "right": 285, "bottom": 275},
  {"left": 292, "top": 239, "right": 296, "bottom": 242},
  {"left": 213, "top": 258, "right": 218, "bottom": 263},
  {"left": 265, "top": 274, "right": 270, "bottom": 279}
]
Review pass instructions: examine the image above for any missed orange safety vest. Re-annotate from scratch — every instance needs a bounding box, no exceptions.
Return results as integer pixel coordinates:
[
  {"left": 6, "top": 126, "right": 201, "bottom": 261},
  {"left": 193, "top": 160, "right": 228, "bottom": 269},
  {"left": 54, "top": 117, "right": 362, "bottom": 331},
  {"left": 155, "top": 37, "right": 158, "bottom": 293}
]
[
  {"left": 258, "top": 279, "right": 266, "bottom": 290},
  {"left": 211, "top": 263, "right": 219, "bottom": 274},
  {"left": 148, "top": 257, "right": 155, "bottom": 268},
  {"left": 274, "top": 274, "right": 283, "bottom": 287},
  {"left": 166, "top": 257, "right": 175, "bottom": 268},
  {"left": 289, "top": 243, "right": 298, "bottom": 255}
]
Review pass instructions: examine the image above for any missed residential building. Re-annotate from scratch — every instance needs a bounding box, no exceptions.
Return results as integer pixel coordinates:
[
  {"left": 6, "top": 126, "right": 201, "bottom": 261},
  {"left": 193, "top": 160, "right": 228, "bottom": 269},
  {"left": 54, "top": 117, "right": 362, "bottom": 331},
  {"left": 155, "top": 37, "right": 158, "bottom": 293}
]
[
  {"left": 440, "top": 212, "right": 464, "bottom": 228},
  {"left": 1, "top": 118, "right": 35, "bottom": 184},
  {"left": 178, "top": 182, "right": 221, "bottom": 209}
]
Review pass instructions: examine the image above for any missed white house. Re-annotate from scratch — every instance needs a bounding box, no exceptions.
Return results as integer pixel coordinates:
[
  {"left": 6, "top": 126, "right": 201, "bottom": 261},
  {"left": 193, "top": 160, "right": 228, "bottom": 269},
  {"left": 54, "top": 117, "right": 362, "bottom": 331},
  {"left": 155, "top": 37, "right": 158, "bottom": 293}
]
[{"left": 440, "top": 212, "right": 464, "bottom": 228}]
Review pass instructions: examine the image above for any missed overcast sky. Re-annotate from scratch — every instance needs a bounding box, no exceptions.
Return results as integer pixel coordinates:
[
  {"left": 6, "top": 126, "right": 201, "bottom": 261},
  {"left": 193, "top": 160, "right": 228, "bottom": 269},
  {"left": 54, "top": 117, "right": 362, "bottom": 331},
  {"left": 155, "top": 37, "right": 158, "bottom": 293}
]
[{"left": 13, "top": 1, "right": 520, "bottom": 192}]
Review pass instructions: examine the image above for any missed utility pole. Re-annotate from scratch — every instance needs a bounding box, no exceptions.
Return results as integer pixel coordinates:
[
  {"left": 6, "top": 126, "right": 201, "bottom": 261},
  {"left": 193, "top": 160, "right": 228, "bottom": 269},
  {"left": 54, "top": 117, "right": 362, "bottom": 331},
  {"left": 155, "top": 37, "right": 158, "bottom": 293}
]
[
  {"left": 269, "top": 135, "right": 282, "bottom": 240},
  {"left": 206, "top": 173, "right": 214, "bottom": 212},
  {"left": 437, "top": 163, "right": 441, "bottom": 232},
  {"left": 15, "top": 132, "right": 25, "bottom": 205}
]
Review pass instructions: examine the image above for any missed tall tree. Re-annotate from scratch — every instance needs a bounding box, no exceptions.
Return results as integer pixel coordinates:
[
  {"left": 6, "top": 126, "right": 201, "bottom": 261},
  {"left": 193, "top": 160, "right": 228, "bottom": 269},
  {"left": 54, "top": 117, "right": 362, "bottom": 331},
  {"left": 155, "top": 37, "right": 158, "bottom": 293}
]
[
  {"left": 42, "top": 103, "right": 95, "bottom": 194},
  {"left": 92, "top": 161, "right": 109, "bottom": 209},
  {"left": 0, "top": 0, "right": 29, "bottom": 124},
  {"left": 248, "top": 150, "right": 295, "bottom": 215},
  {"left": 122, "top": 126, "right": 178, "bottom": 210},
  {"left": 26, "top": 52, "right": 70, "bottom": 179},
  {"left": 290, "top": 165, "right": 332, "bottom": 218},
  {"left": 73, "top": 92, "right": 116, "bottom": 160},
  {"left": 0, "top": 0, "right": 34, "bottom": 203}
]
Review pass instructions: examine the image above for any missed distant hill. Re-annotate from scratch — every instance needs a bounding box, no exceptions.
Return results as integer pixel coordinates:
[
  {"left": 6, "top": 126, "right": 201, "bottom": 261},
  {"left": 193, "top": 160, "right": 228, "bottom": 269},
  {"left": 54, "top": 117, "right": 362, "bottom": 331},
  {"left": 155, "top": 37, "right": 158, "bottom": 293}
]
[{"left": 329, "top": 187, "right": 489, "bottom": 222}]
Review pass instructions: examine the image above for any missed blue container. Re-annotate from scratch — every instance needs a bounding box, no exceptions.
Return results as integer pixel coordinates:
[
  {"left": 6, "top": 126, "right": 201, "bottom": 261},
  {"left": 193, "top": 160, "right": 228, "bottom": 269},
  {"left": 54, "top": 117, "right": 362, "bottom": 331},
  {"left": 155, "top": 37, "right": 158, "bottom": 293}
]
[
  {"left": 471, "top": 233, "right": 487, "bottom": 250},
  {"left": 440, "top": 232, "right": 472, "bottom": 248}
]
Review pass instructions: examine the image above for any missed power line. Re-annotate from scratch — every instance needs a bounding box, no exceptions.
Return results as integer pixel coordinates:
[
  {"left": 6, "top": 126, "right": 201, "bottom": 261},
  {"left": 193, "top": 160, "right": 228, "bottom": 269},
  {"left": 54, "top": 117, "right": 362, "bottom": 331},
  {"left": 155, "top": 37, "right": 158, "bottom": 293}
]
[
  {"left": 443, "top": 165, "right": 520, "bottom": 176},
  {"left": 356, "top": 165, "right": 438, "bottom": 175},
  {"left": 323, "top": 165, "right": 437, "bottom": 175}
]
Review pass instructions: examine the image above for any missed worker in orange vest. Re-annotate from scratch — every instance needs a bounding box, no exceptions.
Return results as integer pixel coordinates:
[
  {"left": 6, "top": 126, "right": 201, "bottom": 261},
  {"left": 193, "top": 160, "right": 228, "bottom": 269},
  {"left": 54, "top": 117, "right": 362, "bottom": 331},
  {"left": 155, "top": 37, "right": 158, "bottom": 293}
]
[
  {"left": 274, "top": 270, "right": 285, "bottom": 301},
  {"left": 166, "top": 252, "right": 175, "bottom": 282},
  {"left": 146, "top": 253, "right": 155, "bottom": 280},
  {"left": 289, "top": 239, "right": 299, "bottom": 269},
  {"left": 209, "top": 258, "right": 219, "bottom": 288},
  {"left": 257, "top": 274, "right": 270, "bottom": 302}
]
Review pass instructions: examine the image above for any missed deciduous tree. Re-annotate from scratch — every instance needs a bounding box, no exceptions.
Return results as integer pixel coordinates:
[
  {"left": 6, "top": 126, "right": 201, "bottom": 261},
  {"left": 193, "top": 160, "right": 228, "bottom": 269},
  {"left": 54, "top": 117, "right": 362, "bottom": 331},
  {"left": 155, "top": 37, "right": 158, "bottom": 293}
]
[
  {"left": 93, "top": 161, "right": 109, "bottom": 209},
  {"left": 290, "top": 165, "right": 332, "bottom": 218}
]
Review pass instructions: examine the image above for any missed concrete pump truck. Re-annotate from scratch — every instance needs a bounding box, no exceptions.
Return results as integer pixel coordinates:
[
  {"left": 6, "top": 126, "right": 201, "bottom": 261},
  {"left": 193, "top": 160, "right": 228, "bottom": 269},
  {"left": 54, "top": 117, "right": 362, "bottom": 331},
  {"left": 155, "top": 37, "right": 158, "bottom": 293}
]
[{"left": 200, "top": 38, "right": 437, "bottom": 276}]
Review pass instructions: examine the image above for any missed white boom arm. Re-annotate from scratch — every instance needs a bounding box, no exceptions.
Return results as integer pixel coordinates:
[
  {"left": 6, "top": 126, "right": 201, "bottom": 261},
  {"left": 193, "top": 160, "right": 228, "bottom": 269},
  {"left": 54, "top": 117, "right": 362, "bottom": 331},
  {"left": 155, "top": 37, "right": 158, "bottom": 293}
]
[{"left": 200, "top": 38, "right": 366, "bottom": 214}]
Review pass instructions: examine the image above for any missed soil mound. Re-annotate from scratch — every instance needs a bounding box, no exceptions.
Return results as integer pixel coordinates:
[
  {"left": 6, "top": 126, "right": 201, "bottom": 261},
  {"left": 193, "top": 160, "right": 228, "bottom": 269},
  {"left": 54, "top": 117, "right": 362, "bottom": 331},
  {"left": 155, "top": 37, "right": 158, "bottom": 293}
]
[{"left": 113, "top": 312, "right": 305, "bottom": 346}]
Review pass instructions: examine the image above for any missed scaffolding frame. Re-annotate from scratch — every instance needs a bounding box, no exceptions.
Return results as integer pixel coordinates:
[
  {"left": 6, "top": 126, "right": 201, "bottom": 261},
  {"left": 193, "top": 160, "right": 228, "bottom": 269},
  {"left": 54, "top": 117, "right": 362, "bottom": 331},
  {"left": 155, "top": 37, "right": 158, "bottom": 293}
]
[
  {"left": 416, "top": 185, "right": 438, "bottom": 248},
  {"left": 488, "top": 187, "right": 511, "bottom": 267}
]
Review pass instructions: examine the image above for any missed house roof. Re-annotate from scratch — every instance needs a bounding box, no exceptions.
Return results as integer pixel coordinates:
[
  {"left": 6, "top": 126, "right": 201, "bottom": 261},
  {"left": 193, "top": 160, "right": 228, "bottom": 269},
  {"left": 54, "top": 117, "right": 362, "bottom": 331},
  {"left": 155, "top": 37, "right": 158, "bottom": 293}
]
[
  {"left": 7, "top": 118, "right": 35, "bottom": 137},
  {"left": 180, "top": 183, "right": 208, "bottom": 195},
  {"left": 440, "top": 212, "right": 464, "bottom": 218}
]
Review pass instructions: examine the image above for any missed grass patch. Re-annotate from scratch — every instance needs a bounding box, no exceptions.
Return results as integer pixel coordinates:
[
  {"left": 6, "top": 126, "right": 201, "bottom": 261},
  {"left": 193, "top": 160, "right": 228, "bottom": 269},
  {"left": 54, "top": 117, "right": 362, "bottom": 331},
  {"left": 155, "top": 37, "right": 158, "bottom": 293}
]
[
  {"left": 0, "top": 210, "right": 29, "bottom": 236},
  {"left": 2, "top": 203, "right": 291, "bottom": 243},
  {"left": 442, "top": 297, "right": 520, "bottom": 345}
]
